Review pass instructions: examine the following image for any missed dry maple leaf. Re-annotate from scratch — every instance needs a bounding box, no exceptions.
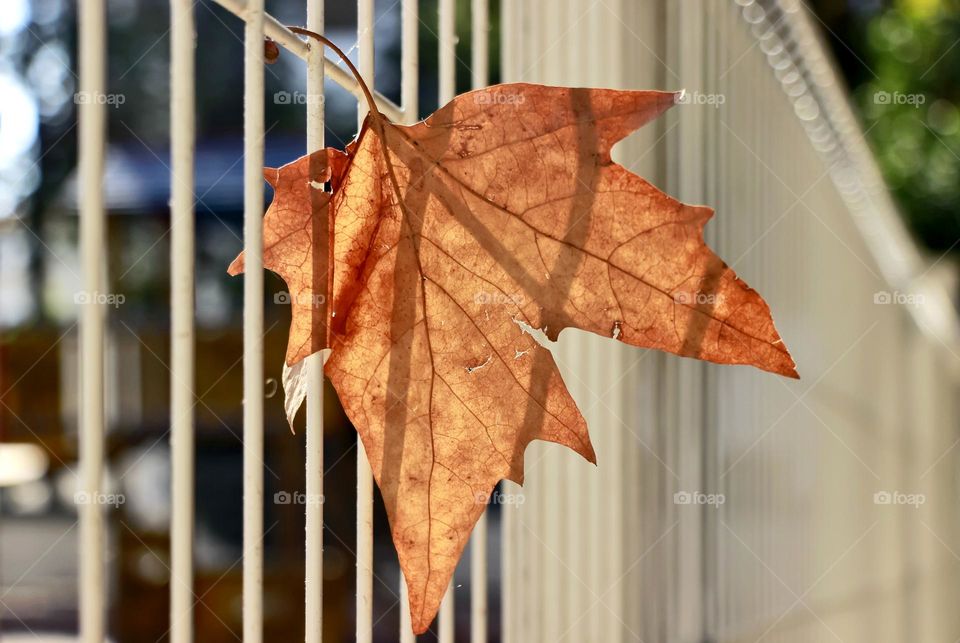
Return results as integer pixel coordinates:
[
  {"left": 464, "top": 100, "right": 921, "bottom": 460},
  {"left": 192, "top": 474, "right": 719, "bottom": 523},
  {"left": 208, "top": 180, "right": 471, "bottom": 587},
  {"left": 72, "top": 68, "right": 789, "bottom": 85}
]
[{"left": 230, "top": 69, "right": 796, "bottom": 631}]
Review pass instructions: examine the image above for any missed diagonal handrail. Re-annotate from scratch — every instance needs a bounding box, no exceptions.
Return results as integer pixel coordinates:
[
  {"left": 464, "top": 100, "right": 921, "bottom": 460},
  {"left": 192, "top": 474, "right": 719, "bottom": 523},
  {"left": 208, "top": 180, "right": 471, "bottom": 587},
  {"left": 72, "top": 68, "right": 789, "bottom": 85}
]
[{"left": 211, "top": 0, "right": 404, "bottom": 122}]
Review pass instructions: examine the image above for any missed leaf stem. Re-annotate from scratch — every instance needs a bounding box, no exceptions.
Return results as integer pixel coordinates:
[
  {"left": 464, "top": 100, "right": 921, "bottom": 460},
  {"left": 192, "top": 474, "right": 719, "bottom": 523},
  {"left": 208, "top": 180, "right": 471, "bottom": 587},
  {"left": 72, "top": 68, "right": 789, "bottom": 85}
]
[
  {"left": 284, "top": 26, "right": 384, "bottom": 126},
  {"left": 282, "top": 26, "right": 412, "bottom": 316}
]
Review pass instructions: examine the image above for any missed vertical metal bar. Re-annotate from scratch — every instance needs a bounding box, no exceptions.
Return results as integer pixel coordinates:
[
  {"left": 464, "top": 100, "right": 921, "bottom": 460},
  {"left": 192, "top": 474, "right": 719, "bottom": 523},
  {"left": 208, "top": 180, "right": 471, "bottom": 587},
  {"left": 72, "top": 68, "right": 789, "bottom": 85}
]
[
  {"left": 170, "top": 0, "right": 196, "bottom": 641},
  {"left": 401, "top": 0, "right": 419, "bottom": 123},
  {"left": 356, "top": 2, "right": 375, "bottom": 642},
  {"left": 399, "top": 576, "right": 415, "bottom": 643},
  {"left": 538, "top": 2, "right": 563, "bottom": 636},
  {"left": 499, "top": 5, "right": 519, "bottom": 637},
  {"left": 601, "top": 5, "right": 624, "bottom": 640},
  {"left": 437, "top": 1, "right": 457, "bottom": 640},
  {"left": 470, "top": 513, "right": 487, "bottom": 643},
  {"left": 468, "top": 2, "right": 489, "bottom": 641},
  {"left": 563, "top": 7, "right": 584, "bottom": 641},
  {"left": 305, "top": 1, "right": 325, "bottom": 642},
  {"left": 439, "top": 0, "right": 456, "bottom": 105},
  {"left": 438, "top": 584, "right": 454, "bottom": 641},
  {"left": 78, "top": 1, "right": 107, "bottom": 641},
  {"left": 242, "top": 0, "right": 266, "bottom": 640},
  {"left": 398, "top": 3, "right": 418, "bottom": 639},
  {"left": 471, "top": 0, "right": 489, "bottom": 90}
]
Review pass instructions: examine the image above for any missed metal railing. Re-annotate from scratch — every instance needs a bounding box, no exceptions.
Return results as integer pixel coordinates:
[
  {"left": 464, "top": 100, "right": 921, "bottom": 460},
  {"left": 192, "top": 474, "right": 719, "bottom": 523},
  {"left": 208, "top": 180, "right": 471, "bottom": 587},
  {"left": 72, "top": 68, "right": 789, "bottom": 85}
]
[
  {"left": 74, "top": 1, "right": 960, "bottom": 641},
  {"left": 77, "top": 0, "right": 492, "bottom": 641}
]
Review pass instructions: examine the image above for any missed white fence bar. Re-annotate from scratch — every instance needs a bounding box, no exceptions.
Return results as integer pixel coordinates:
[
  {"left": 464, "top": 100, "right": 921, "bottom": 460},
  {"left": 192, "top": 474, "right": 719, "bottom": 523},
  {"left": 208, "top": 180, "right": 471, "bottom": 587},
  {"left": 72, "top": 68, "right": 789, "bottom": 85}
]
[
  {"left": 398, "top": 1, "right": 419, "bottom": 639},
  {"left": 438, "top": 582, "right": 454, "bottom": 641},
  {"left": 401, "top": 0, "right": 419, "bottom": 122},
  {"left": 469, "top": 2, "right": 489, "bottom": 641},
  {"left": 499, "top": 4, "right": 519, "bottom": 640},
  {"left": 212, "top": 0, "right": 402, "bottom": 121},
  {"left": 78, "top": 1, "right": 107, "bottom": 641},
  {"left": 436, "top": 1, "right": 457, "bottom": 640},
  {"left": 355, "top": 2, "right": 375, "bottom": 642},
  {"left": 471, "top": 0, "right": 489, "bottom": 89},
  {"left": 469, "top": 514, "right": 487, "bottom": 643},
  {"left": 304, "top": 1, "right": 325, "bottom": 642},
  {"left": 242, "top": 0, "right": 266, "bottom": 641},
  {"left": 169, "top": 0, "right": 196, "bottom": 641},
  {"left": 399, "top": 579, "right": 414, "bottom": 643},
  {"left": 439, "top": 0, "right": 456, "bottom": 106}
]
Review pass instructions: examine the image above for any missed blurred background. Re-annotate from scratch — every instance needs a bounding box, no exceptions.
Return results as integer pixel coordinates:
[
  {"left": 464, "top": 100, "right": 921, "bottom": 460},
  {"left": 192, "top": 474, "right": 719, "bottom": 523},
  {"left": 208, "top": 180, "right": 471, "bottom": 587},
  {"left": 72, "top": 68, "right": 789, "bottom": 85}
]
[
  {"left": 1, "top": 0, "right": 959, "bottom": 641},
  {"left": 0, "top": 1, "right": 499, "bottom": 640}
]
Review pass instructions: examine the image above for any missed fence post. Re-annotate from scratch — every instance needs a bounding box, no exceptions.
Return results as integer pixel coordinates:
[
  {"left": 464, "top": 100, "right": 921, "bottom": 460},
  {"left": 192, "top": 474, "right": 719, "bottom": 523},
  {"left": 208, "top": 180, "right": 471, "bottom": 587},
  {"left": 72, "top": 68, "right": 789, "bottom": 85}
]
[
  {"left": 169, "top": 0, "right": 196, "bottom": 641},
  {"left": 78, "top": 0, "right": 107, "bottom": 640},
  {"left": 469, "top": 2, "right": 490, "bottom": 640},
  {"left": 398, "top": 0, "right": 419, "bottom": 638},
  {"left": 242, "top": 0, "right": 266, "bottom": 641},
  {"left": 304, "top": 1, "right": 326, "bottom": 642},
  {"left": 355, "top": 2, "right": 375, "bottom": 642},
  {"left": 437, "top": 0, "right": 457, "bottom": 640}
]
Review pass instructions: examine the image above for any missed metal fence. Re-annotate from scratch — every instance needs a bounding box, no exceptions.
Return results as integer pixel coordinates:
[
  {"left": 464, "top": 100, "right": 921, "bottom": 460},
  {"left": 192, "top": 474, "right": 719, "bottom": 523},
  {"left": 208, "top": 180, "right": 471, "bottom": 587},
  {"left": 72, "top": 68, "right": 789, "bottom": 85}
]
[{"left": 74, "top": 0, "right": 960, "bottom": 641}]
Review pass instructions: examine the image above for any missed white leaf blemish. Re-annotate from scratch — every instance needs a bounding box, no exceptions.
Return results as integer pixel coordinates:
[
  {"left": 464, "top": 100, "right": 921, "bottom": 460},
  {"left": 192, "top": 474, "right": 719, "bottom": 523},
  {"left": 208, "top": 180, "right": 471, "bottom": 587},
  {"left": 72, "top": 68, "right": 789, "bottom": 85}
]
[
  {"left": 511, "top": 315, "right": 552, "bottom": 349},
  {"left": 466, "top": 355, "right": 493, "bottom": 374},
  {"left": 309, "top": 180, "right": 325, "bottom": 190}
]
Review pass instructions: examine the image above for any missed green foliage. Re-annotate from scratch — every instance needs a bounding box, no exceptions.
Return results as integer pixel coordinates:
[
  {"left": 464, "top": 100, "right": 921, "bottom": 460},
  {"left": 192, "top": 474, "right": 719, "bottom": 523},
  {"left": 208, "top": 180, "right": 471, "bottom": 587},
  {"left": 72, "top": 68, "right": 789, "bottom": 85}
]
[{"left": 855, "top": 1, "right": 960, "bottom": 253}]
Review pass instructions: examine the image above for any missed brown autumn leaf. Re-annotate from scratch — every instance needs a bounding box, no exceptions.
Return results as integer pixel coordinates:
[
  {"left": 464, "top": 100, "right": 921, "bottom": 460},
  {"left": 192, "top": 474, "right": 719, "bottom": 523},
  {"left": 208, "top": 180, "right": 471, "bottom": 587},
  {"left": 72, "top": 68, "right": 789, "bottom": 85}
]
[{"left": 230, "top": 83, "right": 797, "bottom": 634}]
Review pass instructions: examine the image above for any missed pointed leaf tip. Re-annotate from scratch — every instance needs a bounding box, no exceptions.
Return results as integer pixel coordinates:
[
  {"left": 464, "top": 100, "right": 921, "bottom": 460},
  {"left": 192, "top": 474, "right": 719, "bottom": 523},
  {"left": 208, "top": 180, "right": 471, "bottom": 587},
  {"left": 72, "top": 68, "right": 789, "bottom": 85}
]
[
  {"left": 227, "top": 252, "right": 244, "bottom": 276},
  {"left": 263, "top": 167, "right": 279, "bottom": 187}
]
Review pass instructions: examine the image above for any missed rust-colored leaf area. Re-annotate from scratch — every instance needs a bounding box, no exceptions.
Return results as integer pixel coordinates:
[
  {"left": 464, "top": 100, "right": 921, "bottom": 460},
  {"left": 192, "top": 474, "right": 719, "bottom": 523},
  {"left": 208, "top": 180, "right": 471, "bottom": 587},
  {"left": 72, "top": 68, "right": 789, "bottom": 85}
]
[{"left": 230, "top": 83, "right": 797, "bottom": 633}]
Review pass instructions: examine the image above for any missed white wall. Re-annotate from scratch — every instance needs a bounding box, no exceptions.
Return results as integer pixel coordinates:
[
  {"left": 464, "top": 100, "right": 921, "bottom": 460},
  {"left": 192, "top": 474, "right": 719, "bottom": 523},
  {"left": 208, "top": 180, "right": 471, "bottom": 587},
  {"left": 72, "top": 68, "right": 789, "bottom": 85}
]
[{"left": 501, "top": 1, "right": 960, "bottom": 641}]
